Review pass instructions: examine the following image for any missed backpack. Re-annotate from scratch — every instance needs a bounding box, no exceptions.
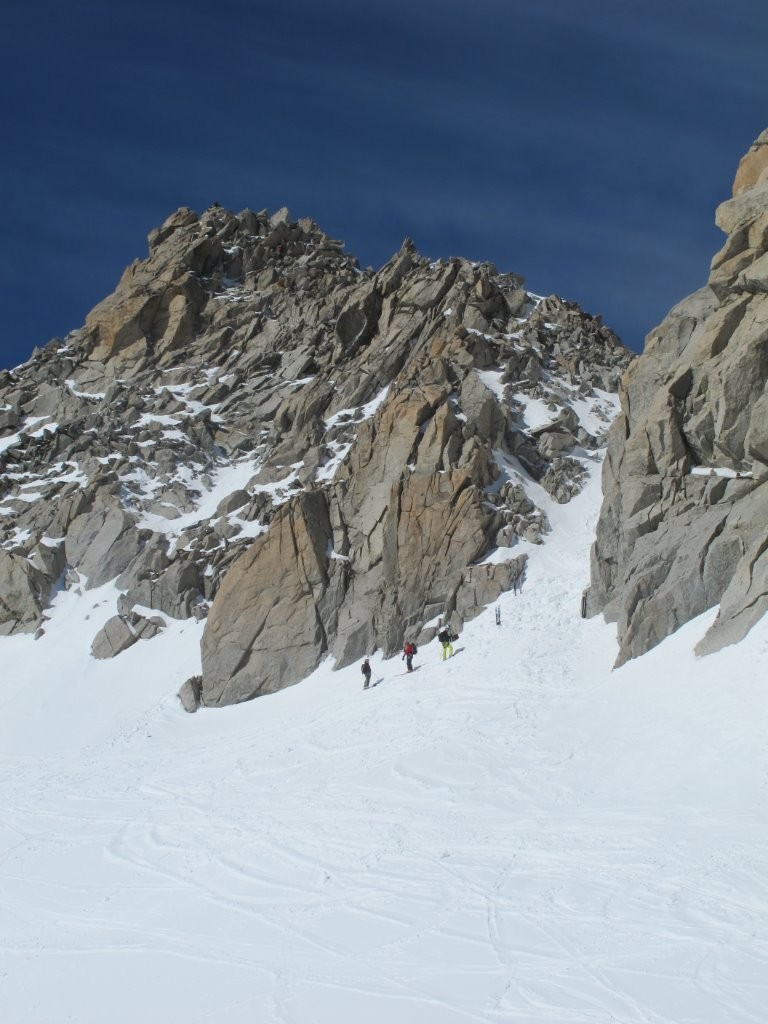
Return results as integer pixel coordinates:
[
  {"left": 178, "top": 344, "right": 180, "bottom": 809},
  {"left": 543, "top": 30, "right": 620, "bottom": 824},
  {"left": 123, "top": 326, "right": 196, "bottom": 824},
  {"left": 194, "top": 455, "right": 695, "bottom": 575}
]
[{"left": 412, "top": 642, "right": 418, "bottom": 655}]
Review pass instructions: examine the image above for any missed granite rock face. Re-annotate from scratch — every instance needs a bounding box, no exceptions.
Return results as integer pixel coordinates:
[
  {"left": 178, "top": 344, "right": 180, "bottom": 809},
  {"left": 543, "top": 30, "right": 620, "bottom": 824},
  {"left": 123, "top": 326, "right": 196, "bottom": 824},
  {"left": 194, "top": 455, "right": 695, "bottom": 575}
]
[
  {"left": 587, "top": 128, "right": 768, "bottom": 663},
  {"left": 0, "top": 549, "right": 51, "bottom": 635},
  {"left": 0, "top": 204, "right": 629, "bottom": 701},
  {"left": 201, "top": 489, "right": 337, "bottom": 705}
]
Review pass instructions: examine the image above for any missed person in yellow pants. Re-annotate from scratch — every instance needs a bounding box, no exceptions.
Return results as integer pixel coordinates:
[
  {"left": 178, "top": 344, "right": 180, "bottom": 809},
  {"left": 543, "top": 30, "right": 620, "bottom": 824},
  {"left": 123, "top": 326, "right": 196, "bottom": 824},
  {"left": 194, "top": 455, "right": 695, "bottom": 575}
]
[{"left": 437, "top": 627, "right": 454, "bottom": 660}]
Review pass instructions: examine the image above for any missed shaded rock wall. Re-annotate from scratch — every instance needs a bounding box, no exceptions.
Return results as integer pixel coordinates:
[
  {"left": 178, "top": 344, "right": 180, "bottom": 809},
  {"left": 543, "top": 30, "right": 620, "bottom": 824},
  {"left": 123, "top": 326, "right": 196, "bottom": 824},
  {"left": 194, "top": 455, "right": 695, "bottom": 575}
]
[
  {"left": 202, "top": 490, "right": 337, "bottom": 705},
  {"left": 588, "top": 128, "right": 768, "bottom": 663}
]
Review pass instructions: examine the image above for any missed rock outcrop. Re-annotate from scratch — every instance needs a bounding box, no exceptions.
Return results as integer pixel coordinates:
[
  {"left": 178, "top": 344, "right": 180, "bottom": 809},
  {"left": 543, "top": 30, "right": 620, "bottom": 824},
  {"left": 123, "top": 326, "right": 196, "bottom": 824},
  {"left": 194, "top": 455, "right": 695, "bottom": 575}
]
[
  {"left": 0, "top": 204, "right": 629, "bottom": 702},
  {"left": 0, "top": 549, "right": 51, "bottom": 635},
  {"left": 587, "top": 128, "right": 768, "bottom": 663},
  {"left": 90, "top": 610, "right": 166, "bottom": 659}
]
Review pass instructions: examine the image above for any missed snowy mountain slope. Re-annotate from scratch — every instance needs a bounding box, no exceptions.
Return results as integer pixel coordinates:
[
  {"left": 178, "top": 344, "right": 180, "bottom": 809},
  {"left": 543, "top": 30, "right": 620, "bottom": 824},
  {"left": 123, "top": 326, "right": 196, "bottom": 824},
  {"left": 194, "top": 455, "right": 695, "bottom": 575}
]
[{"left": 2, "top": 457, "right": 766, "bottom": 1024}]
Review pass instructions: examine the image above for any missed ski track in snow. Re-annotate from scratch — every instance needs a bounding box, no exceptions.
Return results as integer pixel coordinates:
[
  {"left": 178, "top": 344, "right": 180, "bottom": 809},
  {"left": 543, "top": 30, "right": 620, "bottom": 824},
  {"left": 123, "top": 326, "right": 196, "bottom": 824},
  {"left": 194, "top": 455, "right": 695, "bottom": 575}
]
[{"left": 1, "top": 466, "right": 768, "bottom": 1023}]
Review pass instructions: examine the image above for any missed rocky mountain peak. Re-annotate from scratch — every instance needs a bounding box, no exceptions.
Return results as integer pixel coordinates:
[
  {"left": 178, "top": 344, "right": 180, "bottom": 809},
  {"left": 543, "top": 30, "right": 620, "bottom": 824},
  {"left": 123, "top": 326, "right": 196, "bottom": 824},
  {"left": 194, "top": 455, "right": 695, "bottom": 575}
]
[
  {"left": 0, "top": 204, "right": 630, "bottom": 705},
  {"left": 82, "top": 203, "right": 363, "bottom": 373}
]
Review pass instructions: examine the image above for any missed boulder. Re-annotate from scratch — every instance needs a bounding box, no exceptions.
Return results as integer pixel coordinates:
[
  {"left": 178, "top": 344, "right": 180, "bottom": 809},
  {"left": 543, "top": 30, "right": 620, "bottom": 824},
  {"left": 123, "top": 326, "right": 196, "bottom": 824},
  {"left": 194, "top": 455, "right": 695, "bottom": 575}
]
[
  {"left": 0, "top": 550, "right": 50, "bottom": 635},
  {"left": 201, "top": 489, "right": 336, "bottom": 705},
  {"left": 536, "top": 428, "right": 578, "bottom": 460},
  {"left": 178, "top": 675, "right": 202, "bottom": 712},
  {"left": 453, "top": 557, "right": 527, "bottom": 620},
  {"left": 541, "top": 457, "right": 588, "bottom": 503},
  {"left": 28, "top": 540, "right": 66, "bottom": 582},
  {"left": 333, "top": 284, "right": 382, "bottom": 357},
  {"left": 90, "top": 609, "right": 165, "bottom": 659},
  {"left": 460, "top": 372, "right": 507, "bottom": 446},
  {"left": 0, "top": 406, "right": 19, "bottom": 432},
  {"left": 65, "top": 505, "right": 143, "bottom": 588},
  {"left": 91, "top": 615, "right": 138, "bottom": 659},
  {"left": 131, "top": 611, "right": 166, "bottom": 639},
  {"left": 120, "top": 557, "right": 202, "bottom": 619}
]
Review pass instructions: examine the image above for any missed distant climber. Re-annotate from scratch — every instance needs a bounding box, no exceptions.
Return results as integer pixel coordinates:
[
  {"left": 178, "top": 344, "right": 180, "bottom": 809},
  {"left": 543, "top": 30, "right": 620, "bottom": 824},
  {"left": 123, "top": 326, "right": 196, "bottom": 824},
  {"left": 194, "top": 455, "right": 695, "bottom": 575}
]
[
  {"left": 402, "top": 641, "right": 417, "bottom": 672},
  {"left": 361, "top": 657, "right": 372, "bottom": 689},
  {"left": 438, "top": 627, "right": 455, "bottom": 660}
]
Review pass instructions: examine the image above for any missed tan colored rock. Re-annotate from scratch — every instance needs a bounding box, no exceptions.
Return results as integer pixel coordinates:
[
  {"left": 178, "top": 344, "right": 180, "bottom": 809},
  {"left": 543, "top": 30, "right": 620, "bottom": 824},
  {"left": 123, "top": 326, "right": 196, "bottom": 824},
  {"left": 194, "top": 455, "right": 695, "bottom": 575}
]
[
  {"left": 733, "top": 128, "right": 768, "bottom": 195},
  {"left": 148, "top": 207, "right": 199, "bottom": 251},
  {"left": 201, "top": 490, "right": 335, "bottom": 705},
  {"left": 388, "top": 463, "right": 499, "bottom": 609},
  {"left": 85, "top": 296, "right": 155, "bottom": 368},
  {"left": 155, "top": 291, "right": 197, "bottom": 359}
]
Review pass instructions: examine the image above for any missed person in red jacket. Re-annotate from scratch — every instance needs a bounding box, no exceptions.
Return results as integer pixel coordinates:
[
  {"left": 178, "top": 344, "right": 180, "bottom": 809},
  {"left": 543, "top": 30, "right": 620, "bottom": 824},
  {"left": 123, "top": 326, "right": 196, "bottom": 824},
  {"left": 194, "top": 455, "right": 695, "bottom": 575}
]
[{"left": 402, "top": 641, "right": 416, "bottom": 672}]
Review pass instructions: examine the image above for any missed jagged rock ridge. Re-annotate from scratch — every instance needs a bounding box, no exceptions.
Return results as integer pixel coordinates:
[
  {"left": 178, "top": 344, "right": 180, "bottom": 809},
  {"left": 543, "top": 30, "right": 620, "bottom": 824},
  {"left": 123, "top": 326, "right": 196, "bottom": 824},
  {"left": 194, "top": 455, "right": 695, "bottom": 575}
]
[
  {"left": 587, "top": 128, "right": 768, "bottom": 664},
  {"left": 0, "top": 205, "right": 630, "bottom": 704}
]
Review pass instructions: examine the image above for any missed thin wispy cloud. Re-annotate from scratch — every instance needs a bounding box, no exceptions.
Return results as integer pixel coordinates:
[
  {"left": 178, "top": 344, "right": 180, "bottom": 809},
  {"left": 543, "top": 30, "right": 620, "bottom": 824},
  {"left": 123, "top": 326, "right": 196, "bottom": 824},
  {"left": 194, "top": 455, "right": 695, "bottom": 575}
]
[{"left": 1, "top": 0, "right": 766, "bottom": 362}]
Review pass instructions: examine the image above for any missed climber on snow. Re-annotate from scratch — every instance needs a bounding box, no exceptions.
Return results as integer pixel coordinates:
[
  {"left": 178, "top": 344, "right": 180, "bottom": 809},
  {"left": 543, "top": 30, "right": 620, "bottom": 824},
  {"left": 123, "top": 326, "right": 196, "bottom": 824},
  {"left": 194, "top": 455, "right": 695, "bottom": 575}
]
[
  {"left": 437, "top": 626, "right": 455, "bottom": 660},
  {"left": 361, "top": 657, "right": 372, "bottom": 689},
  {"left": 402, "top": 641, "right": 417, "bottom": 673}
]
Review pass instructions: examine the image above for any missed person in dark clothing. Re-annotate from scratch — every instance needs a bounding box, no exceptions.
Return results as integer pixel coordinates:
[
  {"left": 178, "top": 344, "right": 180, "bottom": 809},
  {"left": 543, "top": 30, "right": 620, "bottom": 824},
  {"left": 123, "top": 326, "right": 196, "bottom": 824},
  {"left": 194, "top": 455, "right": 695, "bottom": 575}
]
[
  {"left": 402, "top": 641, "right": 416, "bottom": 672},
  {"left": 437, "top": 627, "right": 454, "bottom": 660},
  {"left": 361, "top": 658, "right": 372, "bottom": 689}
]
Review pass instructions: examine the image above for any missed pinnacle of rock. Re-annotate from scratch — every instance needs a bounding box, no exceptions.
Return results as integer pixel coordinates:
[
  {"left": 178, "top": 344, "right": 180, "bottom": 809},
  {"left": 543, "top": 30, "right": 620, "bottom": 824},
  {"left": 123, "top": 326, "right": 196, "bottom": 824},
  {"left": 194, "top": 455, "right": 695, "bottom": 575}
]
[{"left": 587, "top": 126, "right": 768, "bottom": 664}]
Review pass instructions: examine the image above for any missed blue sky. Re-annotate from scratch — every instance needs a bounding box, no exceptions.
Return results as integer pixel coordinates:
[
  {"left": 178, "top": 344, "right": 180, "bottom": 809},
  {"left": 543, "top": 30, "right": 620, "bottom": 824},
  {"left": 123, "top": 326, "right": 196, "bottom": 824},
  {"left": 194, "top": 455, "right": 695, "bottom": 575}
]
[{"left": 2, "top": 0, "right": 767, "bottom": 367}]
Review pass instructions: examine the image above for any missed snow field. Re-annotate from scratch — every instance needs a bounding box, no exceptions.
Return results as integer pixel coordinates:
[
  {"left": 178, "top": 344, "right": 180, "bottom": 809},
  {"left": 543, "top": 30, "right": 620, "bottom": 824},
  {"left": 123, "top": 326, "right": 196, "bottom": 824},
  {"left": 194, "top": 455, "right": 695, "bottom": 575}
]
[{"left": 0, "top": 461, "right": 767, "bottom": 1022}]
